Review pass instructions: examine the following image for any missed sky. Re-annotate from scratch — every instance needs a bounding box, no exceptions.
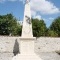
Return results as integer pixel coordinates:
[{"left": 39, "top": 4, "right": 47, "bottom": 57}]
[{"left": 0, "top": 0, "right": 60, "bottom": 27}]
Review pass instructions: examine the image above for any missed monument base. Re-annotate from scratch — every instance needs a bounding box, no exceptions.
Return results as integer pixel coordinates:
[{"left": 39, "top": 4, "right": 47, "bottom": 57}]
[
  {"left": 20, "top": 37, "right": 36, "bottom": 54},
  {"left": 12, "top": 53, "right": 42, "bottom": 60},
  {"left": 12, "top": 37, "right": 42, "bottom": 60}
]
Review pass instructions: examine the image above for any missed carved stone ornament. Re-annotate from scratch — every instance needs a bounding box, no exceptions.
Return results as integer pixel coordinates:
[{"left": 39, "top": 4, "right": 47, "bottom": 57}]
[{"left": 25, "top": 15, "right": 31, "bottom": 24}]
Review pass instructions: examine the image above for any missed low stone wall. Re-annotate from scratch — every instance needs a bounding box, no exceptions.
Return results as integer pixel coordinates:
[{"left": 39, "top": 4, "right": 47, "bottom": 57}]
[
  {"left": 35, "top": 37, "right": 60, "bottom": 53},
  {"left": 0, "top": 36, "right": 60, "bottom": 53},
  {"left": 0, "top": 36, "right": 21, "bottom": 53}
]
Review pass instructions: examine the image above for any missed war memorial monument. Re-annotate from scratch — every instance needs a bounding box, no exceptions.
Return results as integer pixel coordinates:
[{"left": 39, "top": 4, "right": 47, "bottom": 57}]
[
  {"left": 0, "top": 0, "right": 60, "bottom": 60},
  {"left": 12, "top": 0, "right": 42, "bottom": 60}
]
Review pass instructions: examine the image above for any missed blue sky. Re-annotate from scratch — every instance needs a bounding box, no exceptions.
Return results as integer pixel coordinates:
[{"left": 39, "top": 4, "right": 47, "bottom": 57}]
[{"left": 0, "top": 0, "right": 60, "bottom": 27}]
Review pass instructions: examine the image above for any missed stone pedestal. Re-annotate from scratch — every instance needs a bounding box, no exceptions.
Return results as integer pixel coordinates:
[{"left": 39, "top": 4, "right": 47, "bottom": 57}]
[
  {"left": 20, "top": 37, "right": 36, "bottom": 55},
  {"left": 12, "top": 37, "right": 42, "bottom": 60}
]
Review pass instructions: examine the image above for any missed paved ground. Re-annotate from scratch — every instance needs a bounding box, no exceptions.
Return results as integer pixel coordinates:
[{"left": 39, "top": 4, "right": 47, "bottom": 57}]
[
  {"left": 0, "top": 37, "right": 60, "bottom": 60},
  {"left": 38, "top": 52, "right": 60, "bottom": 60},
  {"left": 0, "top": 52, "right": 60, "bottom": 60},
  {"left": 0, "top": 53, "right": 13, "bottom": 60}
]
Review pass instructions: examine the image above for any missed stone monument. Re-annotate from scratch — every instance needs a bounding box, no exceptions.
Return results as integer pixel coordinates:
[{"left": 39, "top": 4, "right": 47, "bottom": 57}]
[
  {"left": 12, "top": 0, "right": 42, "bottom": 60},
  {"left": 22, "top": 0, "right": 33, "bottom": 38}
]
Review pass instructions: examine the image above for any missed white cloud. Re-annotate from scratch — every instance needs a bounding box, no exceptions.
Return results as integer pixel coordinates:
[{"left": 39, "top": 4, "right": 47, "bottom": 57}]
[
  {"left": 0, "top": 0, "right": 60, "bottom": 16},
  {"left": 31, "top": 10, "right": 42, "bottom": 20},
  {"left": 33, "top": 15, "right": 42, "bottom": 20},
  {"left": 19, "top": 0, "right": 60, "bottom": 19},
  {"left": 31, "top": 10, "right": 36, "bottom": 17},
  {"left": 49, "top": 17, "right": 54, "bottom": 20},
  {"left": 30, "top": 0, "right": 60, "bottom": 15}
]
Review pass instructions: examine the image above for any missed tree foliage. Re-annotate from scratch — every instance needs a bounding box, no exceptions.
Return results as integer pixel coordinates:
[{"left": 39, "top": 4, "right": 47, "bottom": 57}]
[
  {"left": 32, "top": 18, "right": 47, "bottom": 37},
  {"left": 0, "top": 13, "right": 60, "bottom": 37},
  {"left": 0, "top": 14, "right": 22, "bottom": 36},
  {"left": 47, "top": 30, "right": 58, "bottom": 37},
  {"left": 50, "top": 17, "right": 60, "bottom": 37}
]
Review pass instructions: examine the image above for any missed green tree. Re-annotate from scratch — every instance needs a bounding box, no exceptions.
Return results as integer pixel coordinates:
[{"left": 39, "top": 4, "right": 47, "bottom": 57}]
[
  {"left": 47, "top": 30, "right": 58, "bottom": 37},
  {"left": 50, "top": 17, "right": 60, "bottom": 37},
  {"left": 32, "top": 18, "right": 47, "bottom": 37},
  {"left": 0, "top": 14, "right": 22, "bottom": 36}
]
